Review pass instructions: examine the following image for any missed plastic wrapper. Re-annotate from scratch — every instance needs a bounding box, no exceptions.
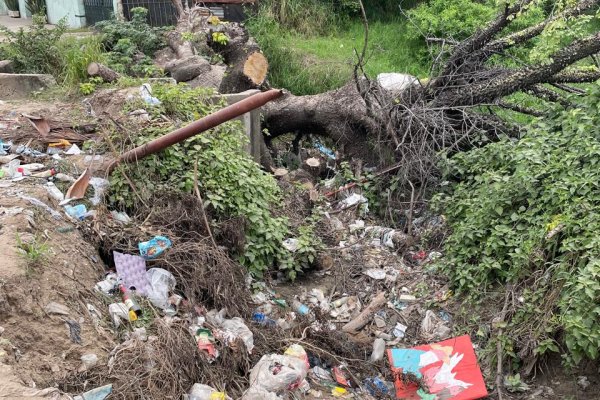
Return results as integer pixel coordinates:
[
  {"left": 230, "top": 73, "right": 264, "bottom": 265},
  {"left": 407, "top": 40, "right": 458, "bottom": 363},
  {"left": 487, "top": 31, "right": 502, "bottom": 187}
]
[{"left": 139, "top": 236, "right": 171, "bottom": 259}]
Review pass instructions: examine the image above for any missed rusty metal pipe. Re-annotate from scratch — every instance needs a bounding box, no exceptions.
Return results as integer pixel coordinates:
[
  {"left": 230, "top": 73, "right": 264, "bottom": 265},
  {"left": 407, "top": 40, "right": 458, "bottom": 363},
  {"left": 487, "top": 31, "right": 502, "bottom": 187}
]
[{"left": 109, "top": 89, "right": 283, "bottom": 173}]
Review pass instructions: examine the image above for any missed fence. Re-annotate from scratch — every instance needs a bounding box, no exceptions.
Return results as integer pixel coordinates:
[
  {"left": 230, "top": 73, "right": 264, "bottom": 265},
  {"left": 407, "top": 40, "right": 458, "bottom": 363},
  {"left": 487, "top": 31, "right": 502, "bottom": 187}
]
[
  {"left": 84, "top": 0, "right": 115, "bottom": 26},
  {"left": 120, "top": 1, "right": 255, "bottom": 27}
]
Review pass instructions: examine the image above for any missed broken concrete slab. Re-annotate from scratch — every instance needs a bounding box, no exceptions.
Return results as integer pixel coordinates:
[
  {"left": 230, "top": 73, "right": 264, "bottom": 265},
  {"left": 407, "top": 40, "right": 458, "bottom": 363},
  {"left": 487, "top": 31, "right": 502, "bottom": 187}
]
[
  {"left": 0, "top": 60, "right": 14, "bottom": 73},
  {"left": 0, "top": 73, "right": 56, "bottom": 99}
]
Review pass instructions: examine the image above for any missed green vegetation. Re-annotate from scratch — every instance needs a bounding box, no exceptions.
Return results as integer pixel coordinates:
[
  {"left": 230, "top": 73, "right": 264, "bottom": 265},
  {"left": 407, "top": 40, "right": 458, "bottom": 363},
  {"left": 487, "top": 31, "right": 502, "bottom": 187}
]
[
  {"left": 16, "top": 233, "right": 50, "bottom": 276},
  {"left": 95, "top": 7, "right": 166, "bottom": 77},
  {"left": 434, "top": 83, "right": 600, "bottom": 365},
  {"left": 0, "top": 15, "right": 67, "bottom": 75},
  {"left": 25, "top": 0, "right": 46, "bottom": 15},
  {"left": 109, "top": 84, "right": 300, "bottom": 278},
  {"left": 248, "top": 13, "right": 429, "bottom": 95}
]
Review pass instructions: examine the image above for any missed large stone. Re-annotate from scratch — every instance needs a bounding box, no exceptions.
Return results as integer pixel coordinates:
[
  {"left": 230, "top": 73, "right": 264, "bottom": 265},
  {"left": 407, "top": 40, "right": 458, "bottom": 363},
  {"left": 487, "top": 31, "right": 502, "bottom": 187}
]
[
  {"left": 0, "top": 61, "right": 14, "bottom": 74},
  {"left": 0, "top": 73, "right": 56, "bottom": 100}
]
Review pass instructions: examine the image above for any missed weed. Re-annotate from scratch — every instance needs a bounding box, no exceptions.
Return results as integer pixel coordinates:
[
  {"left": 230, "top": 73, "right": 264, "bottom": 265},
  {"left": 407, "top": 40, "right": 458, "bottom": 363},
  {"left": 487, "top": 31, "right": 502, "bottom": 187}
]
[
  {"left": 248, "top": 16, "right": 429, "bottom": 95},
  {"left": 58, "top": 36, "right": 107, "bottom": 86},
  {"left": 16, "top": 233, "right": 50, "bottom": 275}
]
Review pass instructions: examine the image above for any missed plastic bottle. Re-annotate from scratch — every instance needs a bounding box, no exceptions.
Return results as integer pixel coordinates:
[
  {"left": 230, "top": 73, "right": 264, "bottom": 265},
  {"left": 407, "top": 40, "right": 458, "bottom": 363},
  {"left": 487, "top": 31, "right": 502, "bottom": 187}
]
[
  {"left": 46, "top": 182, "right": 64, "bottom": 201},
  {"left": 292, "top": 300, "right": 310, "bottom": 315},
  {"left": 370, "top": 338, "right": 386, "bottom": 362},
  {"left": 119, "top": 285, "right": 142, "bottom": 320}
]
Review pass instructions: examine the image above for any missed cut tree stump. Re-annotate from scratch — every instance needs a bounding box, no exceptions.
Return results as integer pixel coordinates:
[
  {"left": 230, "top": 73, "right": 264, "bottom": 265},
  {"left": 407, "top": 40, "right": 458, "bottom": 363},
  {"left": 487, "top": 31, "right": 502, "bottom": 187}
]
[{"left": 87, "top": 63, "right": 121, "bottom": 83}]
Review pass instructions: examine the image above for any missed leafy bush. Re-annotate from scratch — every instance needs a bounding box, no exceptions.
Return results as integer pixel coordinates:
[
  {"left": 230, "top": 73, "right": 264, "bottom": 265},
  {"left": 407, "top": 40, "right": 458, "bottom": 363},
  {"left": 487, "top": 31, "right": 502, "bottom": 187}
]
[
  {"left": 95, "top": 7, "right": 166, "bottom": 55},
  {"left": 0, "top": 15, "right": 67, "bottom": 75},
  {"left": 4, "top": 0, "right": 19, "bottom": 12},
  {"left": 434, "top": 82, "right": 600, "bottom": 365},
  {"left": 110, "top": 84, "right": 294, "bottom": 278},
  {"left": 25, "top": 0, "right": 45, "bottom": 15},
  {"left": 406, "top": 0, "right": 497, "bottom": 41},
  {"left": 95, "top": 8, "right": 165, "bottom": 77}
]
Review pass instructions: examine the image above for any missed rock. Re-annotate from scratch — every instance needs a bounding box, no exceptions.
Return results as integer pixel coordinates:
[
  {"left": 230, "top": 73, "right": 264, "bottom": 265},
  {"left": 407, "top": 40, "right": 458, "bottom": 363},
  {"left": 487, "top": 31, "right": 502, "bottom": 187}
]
[
  {"left": 527, "top": 386, "right": 554, "bottom": 399},
  {"left": 0, "top": 73, "right": 56, "bottom": 99},
  {"left": 577, "top": 376, "right": 590, "bottom": 391},
  {"left": 50, "top": 364, "right": 60, "bottom": 373},
  {"left": 0, "top": 60, "right": 14, "bottom": 73},
  {"left": 44, "top": 302, "right": 70, "bottom": 316},
  {"left": 0, "top": 326, "right": 4, "bottom": 335}
]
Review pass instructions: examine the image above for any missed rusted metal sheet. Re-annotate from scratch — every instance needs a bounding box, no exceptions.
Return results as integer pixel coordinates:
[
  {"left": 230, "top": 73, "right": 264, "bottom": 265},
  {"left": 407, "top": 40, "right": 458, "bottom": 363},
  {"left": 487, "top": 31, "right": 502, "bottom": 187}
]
[{"left": 109, "top": 89, "right": 282, "bottom": 173}]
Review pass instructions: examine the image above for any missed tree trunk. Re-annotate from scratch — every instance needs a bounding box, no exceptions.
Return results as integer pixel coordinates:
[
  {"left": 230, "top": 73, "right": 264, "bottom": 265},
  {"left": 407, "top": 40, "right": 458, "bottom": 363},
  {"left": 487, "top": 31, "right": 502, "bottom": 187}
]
[
  {"left": 213, "top": 24, "right": 269, "bottom": 93},
  {"left": 263, "top": 82, "right": 384, "bottom": 164},
  {"left": 87, "top": 63, "right": 121, "bottom": 83},
  {"left": 166, "top": 56, "right": 212, "bottom": 83}
]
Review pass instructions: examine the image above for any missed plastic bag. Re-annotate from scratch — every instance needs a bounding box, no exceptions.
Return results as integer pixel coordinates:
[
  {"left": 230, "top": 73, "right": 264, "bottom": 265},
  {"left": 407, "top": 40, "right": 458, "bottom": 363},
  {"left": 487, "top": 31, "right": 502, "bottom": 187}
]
[
  {"left": 241, "top": 386, "right": 282, "bottom": 400},
  {"left": 89, "top": 177, "right": 109, "bottom": 206},
  {"left": 220, "top": 317, "right": 254, "bottom": 354},
  {"left": 248, "top": 345, "right": 309, "bottom": 394},
  {"left": 146, "top": 268, "right": 176, "bottom": 310},
  {"left": 188, "top": 383, "right": 231, "bottom": 400}
]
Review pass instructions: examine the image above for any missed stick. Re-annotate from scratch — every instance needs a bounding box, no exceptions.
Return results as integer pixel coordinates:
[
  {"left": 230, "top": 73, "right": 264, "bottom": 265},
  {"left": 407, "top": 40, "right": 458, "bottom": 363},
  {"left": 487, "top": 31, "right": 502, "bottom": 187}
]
[
  {"left": 496, "top": 285, "right": 512, "bottom": 400},
  {"left": 342, "top": 292, "right": 387, "bottom": 333},
  {"left": 193, "top": 159, "right": 217, "bottom": 248}
]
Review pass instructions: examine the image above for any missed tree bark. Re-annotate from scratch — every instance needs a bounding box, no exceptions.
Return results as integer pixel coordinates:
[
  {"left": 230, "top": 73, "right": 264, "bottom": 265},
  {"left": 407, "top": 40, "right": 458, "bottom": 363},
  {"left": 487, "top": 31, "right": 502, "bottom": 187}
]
[
  {"left": 87, "top": 63, "right": 121, "bottom": 83},
  {"left": 166, "top": 56, "right": 212, "bottom": 83}
]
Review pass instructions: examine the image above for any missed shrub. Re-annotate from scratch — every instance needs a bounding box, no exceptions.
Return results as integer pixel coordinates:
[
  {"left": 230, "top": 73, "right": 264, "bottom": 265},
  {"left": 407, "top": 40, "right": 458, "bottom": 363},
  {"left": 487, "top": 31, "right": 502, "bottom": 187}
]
[
  {"left": 95, "top": 7, "right": 166, "bottom": 55},
  {"left": 109, "top": 84, "right": 294, "bottom": 278},
  {"left": 95, "top": 7, "right": 165, "bottom": 77},
  {"left": 434, "top": 82, "right": 600, "bottom": 365},
  {"left": 406, "top": 0, "right": 497, "bottom": 41},
  {"left": 0, "top": 15, "right": 67, "bottom": 75},
  {"left": 25, "top": 0, "right": 45, "bottom": 15}
]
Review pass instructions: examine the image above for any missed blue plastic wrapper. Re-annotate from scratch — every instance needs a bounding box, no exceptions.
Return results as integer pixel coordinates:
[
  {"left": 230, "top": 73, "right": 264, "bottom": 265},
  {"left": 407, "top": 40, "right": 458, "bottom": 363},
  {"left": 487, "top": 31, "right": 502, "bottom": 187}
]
[
  {"left": 364, "top": 377, "right": 392, "bottom": 396},
  {"left": 139, "top": 236, "right": 172, "bottom": 260},
  {"left": 315, "top": 143, "right": 336, "bottom": 160},
  {"left": 252, "top": 312, "right": 276, "bottom": 327},
  {"left": 65, "top": 204, "right": 87, "bottom": 220}
]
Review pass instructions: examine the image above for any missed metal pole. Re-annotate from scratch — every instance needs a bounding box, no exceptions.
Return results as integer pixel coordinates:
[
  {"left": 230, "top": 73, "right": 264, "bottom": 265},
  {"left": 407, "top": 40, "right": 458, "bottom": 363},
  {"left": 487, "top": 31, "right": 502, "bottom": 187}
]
[{"left": 109, "top": 89, "right": 283, "bottom": 173}]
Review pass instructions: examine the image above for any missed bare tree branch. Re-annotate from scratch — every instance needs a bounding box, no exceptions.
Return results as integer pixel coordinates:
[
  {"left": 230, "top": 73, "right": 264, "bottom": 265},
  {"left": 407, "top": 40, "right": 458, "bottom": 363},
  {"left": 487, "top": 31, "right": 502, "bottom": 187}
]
[
  {"left": 484, "top": 0, "right": 600, "bottom": 56},
  {"left": 548, "top": 68, "right": 600, "bottom": 83}
]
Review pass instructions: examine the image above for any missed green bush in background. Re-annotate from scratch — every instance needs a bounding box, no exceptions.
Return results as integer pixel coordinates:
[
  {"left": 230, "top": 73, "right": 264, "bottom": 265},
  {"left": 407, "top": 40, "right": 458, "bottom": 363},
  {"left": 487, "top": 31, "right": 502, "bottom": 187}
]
[{"left": 434, "top": 82, "right": 600, "bottom": 365}]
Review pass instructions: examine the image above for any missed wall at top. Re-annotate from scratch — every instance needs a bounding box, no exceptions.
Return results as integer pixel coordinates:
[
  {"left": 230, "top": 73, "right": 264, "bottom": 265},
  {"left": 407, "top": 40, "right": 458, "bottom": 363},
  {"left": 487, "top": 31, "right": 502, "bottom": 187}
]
[
  {"left": 46, "top": 0, "right": 86, "bottom": 28},
  {"left": 0, "top": 1, "right": 7, "bottom": 15}
]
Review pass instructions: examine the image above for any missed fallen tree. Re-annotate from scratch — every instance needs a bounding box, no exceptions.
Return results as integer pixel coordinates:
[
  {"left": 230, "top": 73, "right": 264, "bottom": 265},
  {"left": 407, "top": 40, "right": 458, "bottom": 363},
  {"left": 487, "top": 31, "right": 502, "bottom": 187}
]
[
  {"left": 160, "top": 1, "right": 599, "bottom": 185},
  {"left": 263, "top": 0, "right": 600, "bottom": 188}
]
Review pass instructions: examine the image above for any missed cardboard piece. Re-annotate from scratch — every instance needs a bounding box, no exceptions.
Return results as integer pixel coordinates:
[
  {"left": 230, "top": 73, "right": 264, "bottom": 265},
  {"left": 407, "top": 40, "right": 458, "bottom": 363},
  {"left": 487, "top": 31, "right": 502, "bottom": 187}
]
[{"left": 387, "top": 335, "right": 488, "bottom": 400}]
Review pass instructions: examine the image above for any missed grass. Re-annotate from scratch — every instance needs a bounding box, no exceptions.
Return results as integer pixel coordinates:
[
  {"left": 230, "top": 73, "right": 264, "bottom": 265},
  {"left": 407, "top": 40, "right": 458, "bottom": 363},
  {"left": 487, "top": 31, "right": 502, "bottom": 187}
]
[
  {"left": 16, "top": 233, "right": 50, "bottom": 276},
  {"left": 249, "top": 17, "right": 430, "bottom": 95}
]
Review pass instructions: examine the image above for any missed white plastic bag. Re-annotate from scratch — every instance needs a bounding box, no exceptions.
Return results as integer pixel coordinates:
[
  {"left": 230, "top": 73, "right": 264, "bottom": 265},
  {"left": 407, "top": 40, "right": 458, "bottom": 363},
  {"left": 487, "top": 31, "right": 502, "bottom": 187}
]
[
  {"left": 220, "top": 317, "right": 254, "bottom": 354},
  {"left": 146, "top": 268, "right": 176, "bottom": 310},
  {"left": 188, "top": 383, "right": 231, "bottom": 400},
  {"left": 248, "top": 345, "right": 309, "bottom": 394}
]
